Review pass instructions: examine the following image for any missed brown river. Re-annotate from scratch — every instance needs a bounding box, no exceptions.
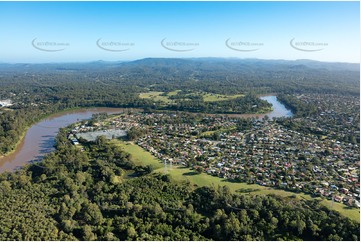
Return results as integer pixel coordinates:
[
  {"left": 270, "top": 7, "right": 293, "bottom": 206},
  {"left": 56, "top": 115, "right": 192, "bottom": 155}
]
[
  {"left": 0, "top": 96, "right": 292, "bottom": 172},
  {"left": 0, "top": 108, "right": 138, "bottom": 172}
]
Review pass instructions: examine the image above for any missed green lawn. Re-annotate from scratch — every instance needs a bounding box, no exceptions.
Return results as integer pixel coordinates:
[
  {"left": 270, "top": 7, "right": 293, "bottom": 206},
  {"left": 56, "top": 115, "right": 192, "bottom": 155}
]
[{"left": 110, "top": 140, "right": 360, "bottom": 222}]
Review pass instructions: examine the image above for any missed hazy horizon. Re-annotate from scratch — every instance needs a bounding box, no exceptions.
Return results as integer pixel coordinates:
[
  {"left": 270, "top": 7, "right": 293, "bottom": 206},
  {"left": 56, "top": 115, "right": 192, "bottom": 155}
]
[{"left": 0, "top": 57, "right": 360, "bottom": 65}]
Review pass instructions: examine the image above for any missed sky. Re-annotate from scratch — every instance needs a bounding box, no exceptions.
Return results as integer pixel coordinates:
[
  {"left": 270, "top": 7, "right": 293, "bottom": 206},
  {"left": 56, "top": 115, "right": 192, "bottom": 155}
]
[{"left": 0, "top": 1, "right": 359, "bottom": 63}]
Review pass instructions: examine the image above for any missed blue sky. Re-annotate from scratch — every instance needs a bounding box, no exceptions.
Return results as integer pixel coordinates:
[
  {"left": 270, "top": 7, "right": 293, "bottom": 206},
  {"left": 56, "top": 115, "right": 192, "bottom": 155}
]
[{"left": 0, "top": 1, "right": 359, "bottom": 63}]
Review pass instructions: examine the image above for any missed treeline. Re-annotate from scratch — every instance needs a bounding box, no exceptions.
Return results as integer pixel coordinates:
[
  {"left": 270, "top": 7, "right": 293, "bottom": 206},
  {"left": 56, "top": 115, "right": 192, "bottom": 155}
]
[
  {"left": 0, "top": 107, "right": 51, "bottom": 155},
  {"left": 0, "top": 129, "right": 359, "bottom": 240}
]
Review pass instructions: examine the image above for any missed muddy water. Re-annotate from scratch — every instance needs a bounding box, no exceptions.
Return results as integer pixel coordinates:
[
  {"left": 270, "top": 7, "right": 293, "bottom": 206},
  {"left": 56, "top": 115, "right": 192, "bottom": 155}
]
[
  {"left": 0, "top": 108, "right": 138, "bottom": 172},
  {"left": 0, "top": 96, "right": 292, "bottom": 172}
]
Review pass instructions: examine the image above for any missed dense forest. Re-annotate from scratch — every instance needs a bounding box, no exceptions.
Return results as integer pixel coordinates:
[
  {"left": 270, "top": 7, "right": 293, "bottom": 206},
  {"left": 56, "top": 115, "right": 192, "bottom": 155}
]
[
  {"left": 0, "top": 128, "right": 359, "bottom": 240},
  {"left": 0, "top": 59, "right": 359, "bottom": 98}
]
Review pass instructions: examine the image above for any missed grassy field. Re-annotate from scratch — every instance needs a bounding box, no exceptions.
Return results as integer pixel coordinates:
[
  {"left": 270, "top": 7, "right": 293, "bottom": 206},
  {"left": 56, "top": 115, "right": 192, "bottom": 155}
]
[
  {"left": 110, "top": 140, "right": 163, "bottom": 169},
  {"left": 167, "top": 90, "right": 181, "bottom": 96},
  {"left": 202, "top": 93, "right": 244, "bottom": 102},
  {"left": 320, "top": 199, "right": 360, "bottom": 222},
  {"left": 139, "top": 90, "right": 183, "bottom": 104},
  {"left": 139, "top": 90, "right": 245, "bottom": 103},
  {"left": 139, "top": 91, "right": 170, "bottom": 103},
  {"left": 110, "top": 140, "right": 360, "bottom": 222}
]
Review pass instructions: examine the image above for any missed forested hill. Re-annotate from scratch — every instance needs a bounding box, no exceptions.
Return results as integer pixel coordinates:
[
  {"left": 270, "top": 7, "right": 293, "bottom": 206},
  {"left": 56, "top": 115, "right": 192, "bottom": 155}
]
[
  {"left": 0, "top": 58, "right": 359, "bottom": 96},
  {"left": 124, "top": 58, "right": 359, "bottom": 71},
  {"left": 2, "top": 58, "right": 358, "bottom": 71}
]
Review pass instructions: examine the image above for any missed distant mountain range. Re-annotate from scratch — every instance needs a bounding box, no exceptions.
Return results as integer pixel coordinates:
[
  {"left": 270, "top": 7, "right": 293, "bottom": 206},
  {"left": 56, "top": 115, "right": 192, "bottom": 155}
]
[
  {"left": 0, "top": 58, "right": 359, "bottom": 72},
  {"left": 122, "top": 58, "right": 360, "bottom": 72},
  {"left": 0, "top": 58, "right": 359, "bottom": 97}
]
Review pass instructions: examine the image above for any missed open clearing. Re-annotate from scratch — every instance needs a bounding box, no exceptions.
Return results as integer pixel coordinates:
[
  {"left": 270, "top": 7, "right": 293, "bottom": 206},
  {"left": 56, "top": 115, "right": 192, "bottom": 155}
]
[
  {"left": 139, "top": 91, "right": 170, "bottom": 103},
  {"left": 111, "top": 140, "right": 360, "bottom": 222},
  {"left": 202, "top": 93, "right": 244, "bottom": 102},
  {"left": 139, "top": 90, "right": 245, "bottom": 103},
  {"left": 110, "top": 140, "right": 163, "bottom": 169}
]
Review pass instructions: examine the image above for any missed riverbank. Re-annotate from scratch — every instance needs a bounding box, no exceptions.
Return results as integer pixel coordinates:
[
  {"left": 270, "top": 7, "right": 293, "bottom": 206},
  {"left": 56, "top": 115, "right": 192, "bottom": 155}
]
[
  {"left": 0, "top": 106, "right": 143, "bottom": 158},
  {"left": 0, "top": 128, "right": 27, "bottom": 160},
  {"left": 0, "top": 106, "right": 142, "bottom": 172},
  {"left": 0, "top": 106, "right": 85, "bottom": 160}
]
